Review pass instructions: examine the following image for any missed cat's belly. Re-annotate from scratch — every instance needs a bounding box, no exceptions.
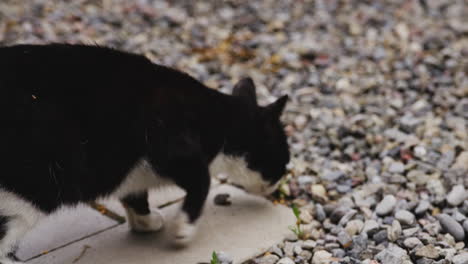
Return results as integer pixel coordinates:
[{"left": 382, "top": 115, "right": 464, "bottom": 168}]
[{"left": 110, "top": 158, "right": 173, "bottom": 199}]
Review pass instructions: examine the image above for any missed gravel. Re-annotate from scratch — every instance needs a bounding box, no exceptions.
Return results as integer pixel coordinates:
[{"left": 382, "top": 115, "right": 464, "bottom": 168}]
[{"left": 1, "top": 1, "right": 466, "bottom": 264}]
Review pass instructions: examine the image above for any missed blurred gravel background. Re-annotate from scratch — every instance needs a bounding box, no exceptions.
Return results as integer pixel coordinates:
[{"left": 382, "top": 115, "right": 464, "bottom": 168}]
[{"left": 1, "top": 0, "right": 467, "bottom": 263}]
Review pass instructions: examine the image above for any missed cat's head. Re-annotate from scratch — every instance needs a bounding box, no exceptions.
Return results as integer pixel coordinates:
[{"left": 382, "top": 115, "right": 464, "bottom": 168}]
[{"left": 212, "top": 77, "right": 290, "bottom": 196}]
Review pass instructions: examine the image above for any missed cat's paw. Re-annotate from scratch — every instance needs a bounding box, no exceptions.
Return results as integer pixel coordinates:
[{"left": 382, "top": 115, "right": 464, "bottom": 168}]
[
  {"left": 171, "top": 212, "right": 197, "bottom": 247},
  {"left": 126, "top": 208, "right": 165, "bottom": 233}
]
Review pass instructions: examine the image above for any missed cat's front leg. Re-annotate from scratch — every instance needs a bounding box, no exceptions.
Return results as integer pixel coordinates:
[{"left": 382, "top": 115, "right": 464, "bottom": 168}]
[
  {"left": 120, "top": 191, "right": 164, "bottom": 233},
  {"left": 159, "top": 155, "right": 210, "bottom": 247}
]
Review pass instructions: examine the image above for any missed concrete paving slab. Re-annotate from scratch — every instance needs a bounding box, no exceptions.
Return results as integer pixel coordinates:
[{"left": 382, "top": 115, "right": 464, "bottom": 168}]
[
  {"left": 28, "top": 185, "right": 296, "bottom": 264},
  {"left": 18, "top": 204, "right": 119, "bottom": 262},
  {"left": 19, "top": 186, "right": 187, "bottom": 262}
]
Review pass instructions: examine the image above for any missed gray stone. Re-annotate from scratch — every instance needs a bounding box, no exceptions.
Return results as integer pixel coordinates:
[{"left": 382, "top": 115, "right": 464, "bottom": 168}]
[
  {"left": 330, "top": 206, "right": 350, "bottom": 223},
  {"left": 453, "top": 253, "right": 468, "bottom": 264},
  {"left": 217, "top": 251, "right": 233, "bottom": 264},
  {"left": 337, "top": 230, "right": 352, "bottom": 248},
  {"left": 375, "top": 243, "right": 411, "bottom": 263},
  {"left": 315, "top": 204, "right": 326, "bottom": 221},
  {"left": 403, "top": 237, "right": 422, "bottom": 249},
  {"left": 321, "top": 170, "right": 345, "bottom": 181},
  {"left": 277, "top": 257, "right": 295, "bottom": 264},
  {"left": 362, "top": 220, "right": 380, "bottom": 235},
  {"left": 284, "top": 242, "right": 295, "bottom": 258},
  {"left": 415, "top": 200, "right": 431, "bottom": 215},
  {"left": 388, "top": 161, "right": 405, "bottom": 174},
  {"left": 299, "top": 250, "right": 313, "bottom": 261},
  {"left": 302, "top": 240, "right": 317, "bottom": 250},
  {"left": 338, "top": 209, "right": 357, "bottom": 227},
  {"left": 269, "top": 245, "right": 284, "bottom": 257},
  {"left": 376, "top": 195, "right": 397, "bottom": 216},
  {"left": 403, "top": 227, "right": 420, "bottom": 237},
  {"left": 415, "top": 244, "right": 440, "bottom": 259},
  {"left": 297, "top": 175, "right": 314, "bottom": 186},
  {"left": 395, "top": 210, "right": 415, "bottom": 225},
  {"left": 312, "top": 250, "right": 333, "bottom": 264},
  {"left": 345, "top": 219, "right": 364, "bottom": 236},
  {"left": 447, "top": 186, "right": 468, "bottom": 207},
  {"left": 463, "top": 220, "right": 468, "bottom": 234},
  {"left": 452, "top": 211, "right": 466, "bottom": 222},
  {"left": 407, "top": 170, "right": 430, "bottom": 186},
  {"left": 373, "top": 230, "right": 388, "bottom": 244},
  {"left": 460, "top": 201, "right": 468, "bottom": 215},
  {"left": 437, "top": 150, "right": 455, "bottom": 170},
  {"left": 437, "top": 214, "right": 465, "bottom": 241},
  {"left": 388, "top": 220, "right": 402, "bottom": 242},
  {"left": 331, "top": 248, "right": 346, "bottom": 258},
  {"left": 256, "top": 254, "right": 280, "bottom": 264}
]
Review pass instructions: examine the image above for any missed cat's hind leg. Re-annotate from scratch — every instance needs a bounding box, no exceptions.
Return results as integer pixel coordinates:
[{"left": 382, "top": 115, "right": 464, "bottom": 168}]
[
  {"left": 0, "top": 190, "right": 44, "bottom": 264},
  {"left": 120, "top": 191, "right": 164, "bottom": 233}
]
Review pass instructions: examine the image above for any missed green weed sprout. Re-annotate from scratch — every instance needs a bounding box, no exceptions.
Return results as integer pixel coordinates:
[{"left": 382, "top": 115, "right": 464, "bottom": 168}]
[
  {"left": 288, "top": 204, "right": 305, "bottom": 239},
  {"left": 211, "top": 251, "right": 220, "bottom": 264}
]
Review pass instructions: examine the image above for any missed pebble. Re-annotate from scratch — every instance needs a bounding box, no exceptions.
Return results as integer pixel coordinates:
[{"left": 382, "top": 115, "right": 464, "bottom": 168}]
[
  {"left": 452, "top": 253, "right": 468, "bottom": 264},
  {"left": 256, "top": 254, "right": 279, "bottom": 264},
  {"left": 217, "top": 251, "right": 233, "bottom": 264},
  {"left": 404, "top": 237, "right": 423, "bottom": 249},
  {"left": 329, "top": 206, "right": 349, "bottom": 223},
  {"left": 283, "top": 242, "right": 295, "bottom": 258},
  {"left": 269, "top": 245, "right": 283, "bottom": 257},
  {"left": 311, "top": 250, "right": 333, "bottom": 264},
  {"left": 277, "top": 257, "right": 295, "bottom": 264},
  {"left": 395, "top": 210, "right": 416, "bottom": 225},
  {"left": 331, "top": 248, "right": 346, "bottom": 258},
  {"left": 302, "top": 240, "right": 317, "bottom": 250},
  {"left": 464, "top": 220, "right": 468, "bottom": 234},
  {"left": 337, "top": 209, "right": 357, "bottom": 226},
  {"left": 415, "top": 245, "right": 440, "bottom": 259},
  {"left": 376, "top": 244, "right": 411, "bottom": 264},
  {"left": 373, "top": 230, "right": 388, "bottom": 244},
  {"left": 345, "top": 219, "right": 364, "bottom": 236},
  {"left": 447, "top": 186, "right": 468, "bottom": 207},
  {"left": 337, "top": 230, "right": 353, "bottom": 248},
  {"left": 311, "top": 184, "right": 328, "bottom": 203},
  {"left": 315, "top": 204, "right": 326, "bottom": 221},
  {"left": 362, "top": 220, "right": 380, "bottom": 236},
  {"left": 415, "top": 200, "right": 431, "bottom": 215},
  {"left": 376, "top": 195, "right": 397, "bottom": 216},
  {"left": 388, "top": 220, "right": 402, "bottom": 242},
  {"left": 388, "top": 162, "right": 405, "bottom": 174},
  {"left": 437, "top": 214, "right": 466, "bottom": 241}
]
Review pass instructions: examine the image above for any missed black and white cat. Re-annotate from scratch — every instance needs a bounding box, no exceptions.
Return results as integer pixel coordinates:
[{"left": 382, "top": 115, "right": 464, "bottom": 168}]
[{"left": 0, "top": 44, "right": 290, "bottom": 264}]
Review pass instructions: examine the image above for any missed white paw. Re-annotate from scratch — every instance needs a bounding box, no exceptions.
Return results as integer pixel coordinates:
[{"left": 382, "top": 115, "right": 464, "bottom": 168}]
[
  {"left": 171, "top": 212, "right": 197, "bottom": 247},
  {"left": 125, "top": 208, "right": 165, "bottom": 233}
]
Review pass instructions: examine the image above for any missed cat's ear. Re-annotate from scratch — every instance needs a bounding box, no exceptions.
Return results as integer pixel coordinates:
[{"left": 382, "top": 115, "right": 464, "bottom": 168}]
[
  {"left": 266, "top": 95, "right": 288, "bottom": 118},
  {"left": 232, "top": 77, "right": 257, "bottom": 105}
]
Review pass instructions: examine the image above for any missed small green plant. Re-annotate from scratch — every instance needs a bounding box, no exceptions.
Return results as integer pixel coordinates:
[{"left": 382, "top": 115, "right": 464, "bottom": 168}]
[
  {"left": 211, "top": 251, "right": 220, "bottom": 264},
  {"left": 288, "top": 204, "right": 306, "bottom": 239}
]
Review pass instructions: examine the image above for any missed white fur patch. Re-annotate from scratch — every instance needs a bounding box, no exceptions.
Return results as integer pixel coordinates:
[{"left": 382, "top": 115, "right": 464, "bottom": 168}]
[
  {"left": 0, "top": 189, "right": 45, "bottom": 258},
  {"left": 111, "top": 158, "right": 173, "bottom": 199},
  {"left": 123, "top": 207, "right": 164, "bottom": 233},
  {"left": 171, "top": 212, "right": 197, "bottom": 247},
  {"left": 209, "top": 154, "right": 275, "bottom": 195}
]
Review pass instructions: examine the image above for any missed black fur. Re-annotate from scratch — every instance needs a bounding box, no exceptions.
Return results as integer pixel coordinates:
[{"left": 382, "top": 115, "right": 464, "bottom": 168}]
[
  {"left": 0, "top": 216, "right": 8, "bottom": 240},
  {"left": 121, "top": 192, "right": 150, "bottom": 215},
  {"left": 0, "top": 44, "right": 290, "bottom": 224}
]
